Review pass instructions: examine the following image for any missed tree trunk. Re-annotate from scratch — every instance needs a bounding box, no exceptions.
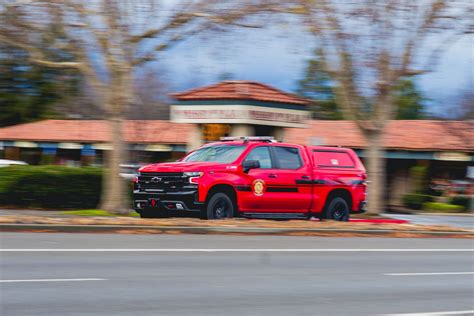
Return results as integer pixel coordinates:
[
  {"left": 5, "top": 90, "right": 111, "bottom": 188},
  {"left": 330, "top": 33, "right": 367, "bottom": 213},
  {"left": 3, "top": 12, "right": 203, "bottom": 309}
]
[
  {"left": 364, "top": 130, "right": 386, "bottom": 215},
  {"left": 99, "top": 117, "right": 128, "bottom": 214}
]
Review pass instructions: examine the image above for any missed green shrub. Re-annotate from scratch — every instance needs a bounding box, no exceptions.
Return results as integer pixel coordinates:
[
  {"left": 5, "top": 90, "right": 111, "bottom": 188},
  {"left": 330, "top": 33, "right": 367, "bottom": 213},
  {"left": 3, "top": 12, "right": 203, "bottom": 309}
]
[
  {"left": 0, "top": 165, "right": 102, "bottom": 209},
  {"left": 450, "top": 196, "right": 470, "bottom": 209},
  {"left": 402, "top": 193, "right": 433, "bottom": 210},
  {"left": 422, "top": 202, "right": 465, "bottom": 213},
  {"left": 409, "top": 165, "right": 428, "bottom": 193}
]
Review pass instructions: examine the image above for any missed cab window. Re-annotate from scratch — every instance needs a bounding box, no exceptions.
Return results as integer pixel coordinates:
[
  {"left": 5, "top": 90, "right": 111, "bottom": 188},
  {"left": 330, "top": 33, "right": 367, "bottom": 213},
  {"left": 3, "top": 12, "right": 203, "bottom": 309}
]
[
  {"left": 274, "top": 146, "right": 302, "bottom": 170},
  {"left": 244, "top": 146, "right": 273, "bottom": 169},
  {"left": 183, "top": 145, "right": 246, "bottom": 163}
]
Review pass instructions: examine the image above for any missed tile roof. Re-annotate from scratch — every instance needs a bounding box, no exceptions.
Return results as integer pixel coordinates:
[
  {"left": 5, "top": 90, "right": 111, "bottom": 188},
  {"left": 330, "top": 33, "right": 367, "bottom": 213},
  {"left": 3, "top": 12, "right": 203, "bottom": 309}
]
[
  {"left": 0, "top": 119, "right": 472, "bottom": 151},
  {"left": 0, "top": 120, "right": 194, "bottom": 144},
  {"left": 285, "top": 120, "right": 474, "bottom": 151},
  {"left": 171, "top": 80, "right": 309, "bottom": 105}
]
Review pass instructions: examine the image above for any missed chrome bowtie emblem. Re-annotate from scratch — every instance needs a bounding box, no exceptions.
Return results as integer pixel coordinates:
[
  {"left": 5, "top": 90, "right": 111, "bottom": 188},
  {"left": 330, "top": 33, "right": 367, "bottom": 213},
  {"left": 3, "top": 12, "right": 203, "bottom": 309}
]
[{"left": 150, "top": 177, "right": 162, "bottom": 183}]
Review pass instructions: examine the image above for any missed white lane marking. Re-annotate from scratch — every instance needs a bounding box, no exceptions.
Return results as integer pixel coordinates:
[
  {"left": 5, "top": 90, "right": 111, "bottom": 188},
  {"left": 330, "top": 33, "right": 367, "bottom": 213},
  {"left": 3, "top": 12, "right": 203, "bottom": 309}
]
[
  {"left": 384, "top": 310, "right": 474, "bottom": 315},
  {"left": 0, "top": 278, "right": 106, "bottom": 283},
  {"left": 385, "top": 272, "right": 474, "bottom": 276},
  {"left": 1, "top": 248, "right": 473, "bottom": 252}
]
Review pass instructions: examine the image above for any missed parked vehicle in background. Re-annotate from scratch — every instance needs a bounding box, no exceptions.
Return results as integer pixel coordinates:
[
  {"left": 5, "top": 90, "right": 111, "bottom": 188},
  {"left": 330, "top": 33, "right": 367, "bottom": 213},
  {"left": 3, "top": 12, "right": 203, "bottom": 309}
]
[
  {"left": 119, "top": 164, "right": 141, "bottom": 180},
  {"left": 133, "top": 137, "right": 367, "bottom": 220},
  {"left": 0, "top": 159, "right": 28, "bottom": 168}
]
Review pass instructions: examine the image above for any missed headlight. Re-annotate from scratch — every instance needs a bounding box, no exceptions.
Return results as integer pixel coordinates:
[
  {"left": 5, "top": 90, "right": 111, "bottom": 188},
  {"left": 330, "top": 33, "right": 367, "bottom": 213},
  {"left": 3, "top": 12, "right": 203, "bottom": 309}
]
[{"left": 184, "top": 172, "right": 203, "bottom": 177}]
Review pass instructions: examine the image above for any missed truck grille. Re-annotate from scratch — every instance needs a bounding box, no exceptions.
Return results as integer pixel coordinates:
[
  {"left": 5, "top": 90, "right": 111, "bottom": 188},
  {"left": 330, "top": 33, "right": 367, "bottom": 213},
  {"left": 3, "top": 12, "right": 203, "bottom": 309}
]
[{"left": 138, "top": 172, "right": 189, "bottom": 192}]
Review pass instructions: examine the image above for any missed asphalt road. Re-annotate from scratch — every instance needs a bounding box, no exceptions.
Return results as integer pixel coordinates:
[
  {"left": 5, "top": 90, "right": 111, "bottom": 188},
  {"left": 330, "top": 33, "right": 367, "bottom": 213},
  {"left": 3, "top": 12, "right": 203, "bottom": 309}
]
[{"left": 1, "top": 233, "right": 473, "bottom": 316}]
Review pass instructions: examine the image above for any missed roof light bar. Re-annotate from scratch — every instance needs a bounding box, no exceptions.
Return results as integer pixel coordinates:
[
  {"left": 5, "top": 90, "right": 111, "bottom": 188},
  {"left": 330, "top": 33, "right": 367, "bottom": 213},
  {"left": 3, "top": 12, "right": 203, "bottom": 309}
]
[{"left": 219, "top": 136, "right": 276, "bottom": 142}]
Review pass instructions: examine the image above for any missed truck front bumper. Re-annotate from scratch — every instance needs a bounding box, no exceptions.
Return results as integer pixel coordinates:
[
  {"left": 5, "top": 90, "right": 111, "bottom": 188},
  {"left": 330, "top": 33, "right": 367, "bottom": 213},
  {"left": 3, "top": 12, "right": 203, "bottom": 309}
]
[
  {"left": 352, "top": 201, "right": 367, "bottom": 214},
  {"left": 133, "top": 190, "right": 203, "bottom": 214}
]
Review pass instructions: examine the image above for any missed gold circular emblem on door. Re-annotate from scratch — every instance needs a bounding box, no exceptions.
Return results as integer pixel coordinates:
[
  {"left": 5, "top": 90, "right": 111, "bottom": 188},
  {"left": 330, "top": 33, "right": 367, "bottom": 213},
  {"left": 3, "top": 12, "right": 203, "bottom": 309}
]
[{"left": 253, "top": 179, "right": 265, "bottom": 196}]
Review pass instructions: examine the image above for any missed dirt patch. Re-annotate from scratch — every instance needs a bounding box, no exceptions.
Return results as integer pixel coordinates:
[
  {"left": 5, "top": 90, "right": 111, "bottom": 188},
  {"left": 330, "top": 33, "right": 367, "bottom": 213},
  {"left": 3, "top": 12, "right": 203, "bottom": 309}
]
[{"left": 0, "top": 215, "right": 472, "bottom": 238}]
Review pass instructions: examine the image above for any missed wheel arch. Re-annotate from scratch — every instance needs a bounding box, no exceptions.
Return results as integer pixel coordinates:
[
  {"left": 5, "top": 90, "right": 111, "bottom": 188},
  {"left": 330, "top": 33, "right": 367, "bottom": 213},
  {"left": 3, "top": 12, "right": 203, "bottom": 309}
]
[
  {"left": 323, "top": 188, "right": 353, "bottom": 211},
  {"left": 206, "top": 184, "right": 238, "bottom": 211}
]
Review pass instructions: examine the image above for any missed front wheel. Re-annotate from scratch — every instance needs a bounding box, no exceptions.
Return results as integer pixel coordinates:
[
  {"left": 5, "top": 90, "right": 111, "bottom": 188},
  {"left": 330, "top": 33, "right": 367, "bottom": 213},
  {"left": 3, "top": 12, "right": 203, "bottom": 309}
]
[
  {"left": 203, "top": 193, "right": 234, "bottom": 220},
  {"left": 323, "top": 197, "right": 350, "bottom": 221}
]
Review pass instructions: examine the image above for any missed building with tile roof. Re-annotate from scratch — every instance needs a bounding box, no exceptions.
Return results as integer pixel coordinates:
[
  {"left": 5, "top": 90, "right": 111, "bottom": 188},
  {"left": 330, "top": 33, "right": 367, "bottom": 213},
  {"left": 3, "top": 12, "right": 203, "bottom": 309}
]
[
  {"left": 170, "top": 81, "right": 311, "bottom": 148},
  {"left": 0, "top": 118, "right": 472, "bottom": 208},
  {"left": 1, "top": 79, "right": 473, "bottom": 209}
]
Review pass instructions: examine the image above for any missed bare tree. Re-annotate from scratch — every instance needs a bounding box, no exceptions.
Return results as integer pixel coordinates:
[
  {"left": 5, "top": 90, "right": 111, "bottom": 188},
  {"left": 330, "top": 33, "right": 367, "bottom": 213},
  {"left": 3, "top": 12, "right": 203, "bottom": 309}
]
[
  {"left": 295, "top": 0, "right": 472, "bottom": 214},
  {"left": 454, "top": 87, "right": 474, "bottom": 120},
  {"left": 130, "top": 67, "right": 171, "bottom": 120},
  {"left": 0, "top": 0, "right": 291, "bottom": 213}
]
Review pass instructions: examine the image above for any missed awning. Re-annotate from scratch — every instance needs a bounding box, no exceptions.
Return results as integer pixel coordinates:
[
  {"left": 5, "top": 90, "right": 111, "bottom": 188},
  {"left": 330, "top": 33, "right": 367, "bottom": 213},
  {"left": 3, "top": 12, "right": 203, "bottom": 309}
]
[
  {"left": 434, "top": 152, "right": 472, "bottom": 162},
  {"left": 145, "top": 144, "right": 172, "bottom": 152},
  {"left": 58, "top": 142, "right": 83, "bottom": 150},
  {"left": 14, "top": 141, "right": 38, "bottom": 148},
  {"left": 93, "top": 143, "right": 113, "bottom": 150}
]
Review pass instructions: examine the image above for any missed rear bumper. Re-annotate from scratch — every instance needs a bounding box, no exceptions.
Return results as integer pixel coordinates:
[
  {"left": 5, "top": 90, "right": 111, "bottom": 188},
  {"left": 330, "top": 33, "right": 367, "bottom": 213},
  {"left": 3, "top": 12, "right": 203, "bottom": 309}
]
[{"left": 133, "top": 190, "right": 203, "bottom": 213}]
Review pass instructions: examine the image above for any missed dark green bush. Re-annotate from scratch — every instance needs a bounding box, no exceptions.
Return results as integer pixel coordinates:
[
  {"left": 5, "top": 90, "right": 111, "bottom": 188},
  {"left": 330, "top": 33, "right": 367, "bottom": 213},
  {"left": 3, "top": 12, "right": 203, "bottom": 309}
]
[
  {"left": 0, "top": 165, "right": 102, "bottom": 209},
  {"left": 402, "top": 193, "right": 433, "bottom": 210},
  {"left": 450, "top": 196, "right": 470, "bottom": 209}
]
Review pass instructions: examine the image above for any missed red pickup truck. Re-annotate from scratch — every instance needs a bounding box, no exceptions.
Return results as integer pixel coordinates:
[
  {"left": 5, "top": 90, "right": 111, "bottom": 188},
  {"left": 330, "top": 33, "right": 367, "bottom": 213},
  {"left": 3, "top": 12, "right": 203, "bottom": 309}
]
[{"left": 133, "top": 137, "right": 366, "bottom": 220}]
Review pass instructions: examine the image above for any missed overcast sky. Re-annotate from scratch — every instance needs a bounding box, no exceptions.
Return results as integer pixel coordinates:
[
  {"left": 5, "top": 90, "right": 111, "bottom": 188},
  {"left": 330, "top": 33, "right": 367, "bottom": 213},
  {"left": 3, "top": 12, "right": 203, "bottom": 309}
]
[{"left": 157, "top": 25, "right": 472, "bottom": 117}]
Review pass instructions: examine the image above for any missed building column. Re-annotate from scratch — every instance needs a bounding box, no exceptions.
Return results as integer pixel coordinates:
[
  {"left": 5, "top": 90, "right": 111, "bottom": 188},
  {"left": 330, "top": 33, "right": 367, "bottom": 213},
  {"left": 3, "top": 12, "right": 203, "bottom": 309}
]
[
  {"left": 230, "top": 124, "right": 254, "bottom": 137},
  {"left": 273, "top": 127, "right": 285, "bottom": 142},
  {"left": 187, "top": 124, "right": 204, "bottom": 151}
]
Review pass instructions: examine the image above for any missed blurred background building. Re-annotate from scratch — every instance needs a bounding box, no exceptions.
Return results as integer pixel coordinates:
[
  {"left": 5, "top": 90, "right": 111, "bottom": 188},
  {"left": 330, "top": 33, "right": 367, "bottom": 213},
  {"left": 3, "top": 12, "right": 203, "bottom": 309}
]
[{"left": 0, "top": 80, "right": 472, "bottom": 210}]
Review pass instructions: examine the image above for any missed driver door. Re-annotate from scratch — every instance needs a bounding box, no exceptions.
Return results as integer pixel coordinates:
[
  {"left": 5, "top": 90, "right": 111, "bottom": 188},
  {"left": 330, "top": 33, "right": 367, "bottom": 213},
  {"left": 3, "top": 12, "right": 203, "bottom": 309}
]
[{"left": 239, "top": 146, "right": 285, "bottom": 213}]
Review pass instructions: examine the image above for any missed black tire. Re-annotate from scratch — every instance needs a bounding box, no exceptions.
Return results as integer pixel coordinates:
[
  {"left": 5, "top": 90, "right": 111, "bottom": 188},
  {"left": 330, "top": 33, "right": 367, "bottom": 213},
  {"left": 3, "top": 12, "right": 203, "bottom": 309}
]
[
  {"left": 323, "top": 197, "right": 350, "bottom": 221},
  {"left": 203, "top": 192, "right": 234, "bottom": 220}
]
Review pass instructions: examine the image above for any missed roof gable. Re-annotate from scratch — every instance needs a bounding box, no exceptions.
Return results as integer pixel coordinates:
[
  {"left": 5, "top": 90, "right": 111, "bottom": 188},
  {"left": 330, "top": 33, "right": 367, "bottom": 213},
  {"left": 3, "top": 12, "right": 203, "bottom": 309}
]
[{"left": 171, "top": 80, "right": 309, "bottom": 106}]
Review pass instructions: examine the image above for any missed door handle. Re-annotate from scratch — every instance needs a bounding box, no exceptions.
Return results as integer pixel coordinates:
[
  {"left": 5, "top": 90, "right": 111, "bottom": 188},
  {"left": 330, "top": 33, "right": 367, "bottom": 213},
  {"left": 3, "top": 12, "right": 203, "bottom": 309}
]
[
  {"left": 301, "top": 175, "right": 310, "bottom": 179},
  {"left": 268, "top": 174, "right": 278, "bottom": 178}
]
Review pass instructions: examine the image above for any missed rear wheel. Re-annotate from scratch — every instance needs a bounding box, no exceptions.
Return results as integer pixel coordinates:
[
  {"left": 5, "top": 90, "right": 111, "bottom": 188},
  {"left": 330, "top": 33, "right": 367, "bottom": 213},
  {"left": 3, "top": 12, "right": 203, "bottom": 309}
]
[
  {"left": 204, "top": 192, "right": 234, "bottom": 220},
  {"left": 323, "top": 197, "right": 350, "bottom": 221}
]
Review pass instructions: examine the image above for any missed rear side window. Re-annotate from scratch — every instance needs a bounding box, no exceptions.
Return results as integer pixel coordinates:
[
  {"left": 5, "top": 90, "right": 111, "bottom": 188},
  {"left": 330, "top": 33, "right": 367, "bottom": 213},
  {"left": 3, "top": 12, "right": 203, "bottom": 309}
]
[
  {"left": 274, "top": 146, "right": 302, "bottom": 170},
  {"left": 244, "top": 146, "right": 273, "bottom": 169},
  {"left": 313, "top": 150, "right": 355, "bottom": 168}
]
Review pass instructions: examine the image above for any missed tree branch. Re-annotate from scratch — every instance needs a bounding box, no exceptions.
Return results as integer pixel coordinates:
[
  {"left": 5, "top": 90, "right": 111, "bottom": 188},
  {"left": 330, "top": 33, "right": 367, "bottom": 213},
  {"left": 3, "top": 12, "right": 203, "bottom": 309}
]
[{"left": 0, "top": 34, "right": 82, "bottom": 69}]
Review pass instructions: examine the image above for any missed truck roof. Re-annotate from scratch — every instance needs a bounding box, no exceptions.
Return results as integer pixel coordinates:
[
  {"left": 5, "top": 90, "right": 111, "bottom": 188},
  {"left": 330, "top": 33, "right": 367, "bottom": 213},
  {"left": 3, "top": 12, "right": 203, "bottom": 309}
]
[
  {"left": 204, "top": 139, "right": 354, "bottom": 152},
  {"left": 308, "top": 146, "right": 353, "bottom": 152}
]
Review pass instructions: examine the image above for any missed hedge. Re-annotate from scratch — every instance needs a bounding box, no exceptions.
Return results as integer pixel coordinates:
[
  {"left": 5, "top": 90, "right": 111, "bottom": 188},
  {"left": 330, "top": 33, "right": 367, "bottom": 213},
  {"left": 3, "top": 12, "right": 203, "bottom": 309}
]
[
  {"left": 450, "top": 196, "right": 470, "bottom": 210},
  {"left": 422, "top": 202, "right": 465, "bottom": 213},
  {"left": 402, "top": 193, "right": 433, "bottom": 210},
  {"left": 0, "top": 165, "right": 103, "bottom": 209}
]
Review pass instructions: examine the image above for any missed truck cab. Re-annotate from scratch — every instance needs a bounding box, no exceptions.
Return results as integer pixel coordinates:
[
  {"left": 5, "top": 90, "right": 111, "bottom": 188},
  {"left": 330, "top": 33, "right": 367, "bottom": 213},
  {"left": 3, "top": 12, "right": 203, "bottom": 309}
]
[{"left": 133, "top": 136, "right": 366, "bottom": 220}]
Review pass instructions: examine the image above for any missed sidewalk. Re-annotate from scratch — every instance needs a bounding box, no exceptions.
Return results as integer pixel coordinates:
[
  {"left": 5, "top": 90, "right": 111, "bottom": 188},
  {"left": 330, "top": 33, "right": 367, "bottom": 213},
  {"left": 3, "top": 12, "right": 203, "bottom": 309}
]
[
  {"left": 0, "top": 210, "right": 472, "bottom": 238},
  {"left": 383, "top": 213, "right": 474, "bottom": 229}
]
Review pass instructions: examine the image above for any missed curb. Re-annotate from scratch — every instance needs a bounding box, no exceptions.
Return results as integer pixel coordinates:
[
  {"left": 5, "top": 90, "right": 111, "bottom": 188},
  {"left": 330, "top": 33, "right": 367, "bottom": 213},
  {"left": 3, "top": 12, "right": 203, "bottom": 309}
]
[
  {"left": 418, "top": 213, "right": 474, "bottom": 217},
  {"left": 0, "top": 224, "right": 472, "bottom": 237}
]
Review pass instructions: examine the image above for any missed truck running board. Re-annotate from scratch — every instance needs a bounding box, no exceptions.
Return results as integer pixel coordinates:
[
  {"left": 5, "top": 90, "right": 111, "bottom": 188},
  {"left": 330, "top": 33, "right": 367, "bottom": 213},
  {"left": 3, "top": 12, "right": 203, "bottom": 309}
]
[{"left": 241, "top": 212, "right": 308, "bottom": 220}]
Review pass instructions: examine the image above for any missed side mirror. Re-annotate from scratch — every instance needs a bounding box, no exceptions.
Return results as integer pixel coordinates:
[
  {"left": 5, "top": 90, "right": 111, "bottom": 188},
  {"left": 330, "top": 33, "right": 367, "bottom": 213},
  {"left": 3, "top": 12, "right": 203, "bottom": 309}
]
[{"left": 242, "top": 160, "right": 260, "bottom": 173}]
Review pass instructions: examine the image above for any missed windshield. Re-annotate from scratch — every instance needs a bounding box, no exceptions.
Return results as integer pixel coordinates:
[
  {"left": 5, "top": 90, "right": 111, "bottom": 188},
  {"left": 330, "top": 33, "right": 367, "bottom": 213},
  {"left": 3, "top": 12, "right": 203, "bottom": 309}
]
[{"left": 183, "top": 145, "right": 246, "bottom": 163}]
